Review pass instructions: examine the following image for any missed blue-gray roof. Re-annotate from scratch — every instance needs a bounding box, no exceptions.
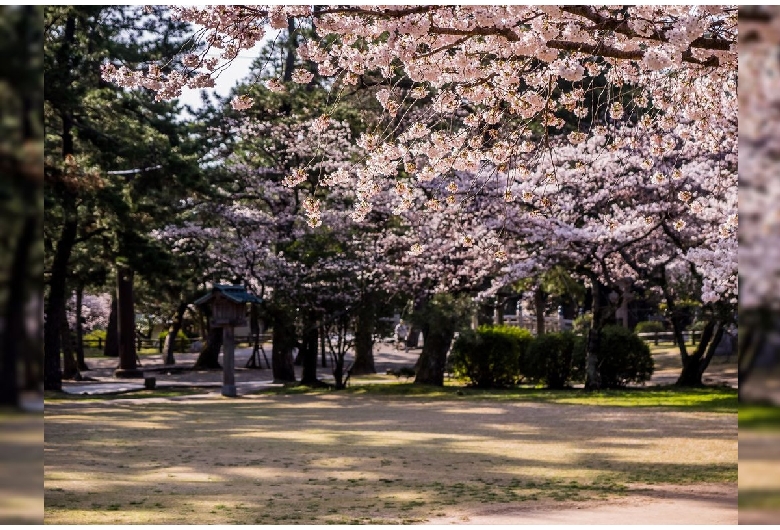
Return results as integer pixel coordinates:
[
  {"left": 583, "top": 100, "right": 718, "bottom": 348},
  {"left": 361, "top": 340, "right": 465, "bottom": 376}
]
[{"left": 194, "top": 284, "right": 262, "bottom": 306}]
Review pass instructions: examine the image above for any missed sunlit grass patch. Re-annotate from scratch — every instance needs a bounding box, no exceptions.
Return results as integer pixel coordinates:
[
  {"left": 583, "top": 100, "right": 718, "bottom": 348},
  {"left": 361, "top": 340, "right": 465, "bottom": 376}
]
[
  {"left": 739, "top": 489, "right": 780, "bottom": 509},
  {"left": 739, "top": 404, "right": 780, "bottom": 430},
  {"left": 255, "top": 383, "right": 737, "bottom": 413}
]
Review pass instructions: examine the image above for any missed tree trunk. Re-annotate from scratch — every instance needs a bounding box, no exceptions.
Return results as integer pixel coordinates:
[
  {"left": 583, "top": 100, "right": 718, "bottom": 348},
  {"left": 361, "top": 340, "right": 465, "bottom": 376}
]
[
  {"left": 114, "top": 263, "right": 142, "bottom": 378},
  {"left": 282, "top": 18, "right": 297, "bottom": 83},
  {"left": 676, "top": 319, "right": 724, "bottom": 387},
  {"left": 271, "top": 308, "right": 296, "bottom": 383},
  {"left": 352, "top": 304, "right": 376, "bottom": 375},
  {"left": 406, "top": 328, "right": 420, "bottom": 348},
  {"left": 0, "top": 215, "right": 37, "bottom": 405},
  {"left": 584, "top": 280, "right": 602, "bottom": 390},
  {"left": 25, "top": 289, "right": 44, "bottom": 391},
  {"left": 535, "top": 286, "right": 545, "bottom": 335},
  {"left": 103, "top": 295, "right": 119, "bottom": 357},
  {"left": 163, "top": 301, "right": 188, "bottom": 365},
  {"left": 299, "top": 313, "right": 320, "bottom": 386},
  {"left": 44, "top": 218, "right": 77, "bottom": 392},
  {"left": 413, "top": 326, "right": 455, "bottom": 386},
  {"left": 195, "top": 325, "right": 223, "bottom": 369},
  {"left": 75, "top": 283, "right": 89, "bottom": 371},
  {"left": 44, "top": 13, "right": 78, "bottom": 392},
  {"left": 494, "top": 298, "right": 504, "bottom": 325},
  {"left": 737, "top": 312, "right": 765, "bottom": 402},
  {"left": 60, "top": 304, "right": 80, "bottom": 380},
  {"left": 320, "top": 325, "right": 327, "bottom": 368}
]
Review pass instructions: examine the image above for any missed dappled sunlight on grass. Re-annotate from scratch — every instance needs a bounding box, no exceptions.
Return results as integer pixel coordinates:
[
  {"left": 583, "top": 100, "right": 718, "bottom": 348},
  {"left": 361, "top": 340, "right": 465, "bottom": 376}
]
[{"left": 739, "top": 404, "right": 780, "bottom": 430}]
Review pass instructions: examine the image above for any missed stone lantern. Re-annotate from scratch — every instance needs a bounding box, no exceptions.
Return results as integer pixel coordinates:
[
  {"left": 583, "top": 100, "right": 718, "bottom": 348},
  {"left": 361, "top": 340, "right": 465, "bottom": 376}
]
[{"left": 194, "top": 285, "right": 262, "bottom": 397}]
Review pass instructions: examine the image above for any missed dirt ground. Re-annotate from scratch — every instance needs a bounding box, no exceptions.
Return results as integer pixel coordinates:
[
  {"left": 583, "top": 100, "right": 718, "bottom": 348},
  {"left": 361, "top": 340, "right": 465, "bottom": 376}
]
[
  {"left": 1, "top": 412, "right": 43, "bottom": 524},
  {"left": 45, "top": 388, "right": 736, "bottom": 524}
]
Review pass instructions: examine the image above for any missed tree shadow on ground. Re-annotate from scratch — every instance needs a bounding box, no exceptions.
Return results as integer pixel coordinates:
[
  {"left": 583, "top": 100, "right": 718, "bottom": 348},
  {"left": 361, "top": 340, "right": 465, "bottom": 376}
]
[{"left": 44, "top": 393, "right": 736, "bottom": 524}]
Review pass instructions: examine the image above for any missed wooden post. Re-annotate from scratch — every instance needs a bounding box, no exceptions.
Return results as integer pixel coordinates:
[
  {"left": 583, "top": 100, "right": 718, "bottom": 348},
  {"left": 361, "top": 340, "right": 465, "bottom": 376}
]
[
  {"left": 222, "top": 325, "right": 236, "bottom": 397},
  {"left": 654, "top": 331, "right": 659, "bottom": 346}
]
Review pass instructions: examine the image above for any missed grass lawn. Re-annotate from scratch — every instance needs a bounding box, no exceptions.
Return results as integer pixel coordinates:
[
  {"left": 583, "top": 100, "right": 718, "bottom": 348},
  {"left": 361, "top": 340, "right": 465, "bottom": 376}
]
[
  {"left": 83, "top": 347, "right": 163, "bottom": 359},
  {"left": 44, "top": 385, "right": 736, "bottom": 524},
  {"left": 739, "top": 404, "right": 780, "bottom": 430},
  {"left": 260, "top": 383, "right": 738, "bottom": 414}
]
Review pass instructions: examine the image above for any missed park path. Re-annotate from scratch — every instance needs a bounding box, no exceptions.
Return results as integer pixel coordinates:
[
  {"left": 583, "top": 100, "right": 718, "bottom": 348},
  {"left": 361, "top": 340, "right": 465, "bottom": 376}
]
[
  {"left": 425, "top": 484, "right": 736, "bottom": 524},
  {"left": 62, "top": 340, "right": 422, "bottom": 395},
  {"left": 62, "top": 339, "right": 738, "bottom": 396}
]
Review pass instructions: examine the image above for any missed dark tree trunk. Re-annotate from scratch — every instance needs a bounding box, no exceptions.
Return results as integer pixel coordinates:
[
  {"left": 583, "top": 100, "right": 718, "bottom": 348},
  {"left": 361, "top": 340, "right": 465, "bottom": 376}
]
[
  {"left": 660, "top": 268, "right": 723, "bottom": 387},
  {"left": 535, "top": 286, "right": 545, "bottom": 335},
  {"left": 195, "top": 326, "right": 223, "bottom": 369},
  {"left": 74, "top": 283, "right": 89, "bottom": 371},
  {"left": 282, "top": 18, "right": 297, "bottom": 83},
  {"left": 60, "top": 304, "right": 80, "bottom": 380},
  {"left": 25, "top": 289, "right": 43, "bottom": 391},
  {"left": 163, "top": 301, "right": 188, "bottom": 365},
  {"left": 584, "top": 280, "right": 603, "bottom": 390},
  {"left": 677, "top": 320, "right": 723, "bottom": 387},
  {"left": 114, "top": 263, "right": 142, "bottom": 377},
  {"left": 271, "top": 308, "right": 296, "bottom": 383},
  {"left": 738, "top": 313, "right": 767, "bottom": 402},
  {"left": 320, "top": 325, "right": 327, "bottom": 368},
  {"left": 300, "top": 314, "right": 320, "bottom": 386},
  {"left": 406, "top": 328, "right": 420, "bottom": 348},
  {"left": 1, "top": 215, "right": 37, "bottom": 405},
  {"left": 103, "top": 295, "right": 119, "bottom": 357},
  {"left": 328, "top": 315, "right": 351, "bottom": 390},
  {"left": 413, "top": 327, "right": 455, "bottom": 386},
  {"left": 495, "top": 298, "right": 504, "bottom": 325},
  {"left": 43, "top": 217, "right": 77, "bottom": 392},
  {"left": 352, "top": 304, "right": 376, "bottom": 375},
  {"left": 44, "top": 14, "right": 77, "bottom": 392}
]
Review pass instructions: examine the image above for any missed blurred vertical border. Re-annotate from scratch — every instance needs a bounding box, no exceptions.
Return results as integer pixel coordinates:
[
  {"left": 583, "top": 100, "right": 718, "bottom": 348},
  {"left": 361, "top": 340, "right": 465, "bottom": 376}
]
[
  {"left": 0, "top": 5, "right": 44, "bottom": 525},
  {"left": 738, "top": 5, "right": 780, "bottom": 525}
]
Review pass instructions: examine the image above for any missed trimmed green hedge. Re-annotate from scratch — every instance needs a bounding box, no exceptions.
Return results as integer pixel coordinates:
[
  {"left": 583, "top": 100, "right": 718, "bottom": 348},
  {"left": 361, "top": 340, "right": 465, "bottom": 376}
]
[
  {"left": 522, "top": 331, "right": 585, "bottom": 389},
  {"left": 449, "top": 325, "right": 532, "bottom": 388},
  {"left": 634, "top": 320, "right": 665, "bottom": 334},
  {"left": 590, "top": 325, "right": 654, "bottom": 388}
]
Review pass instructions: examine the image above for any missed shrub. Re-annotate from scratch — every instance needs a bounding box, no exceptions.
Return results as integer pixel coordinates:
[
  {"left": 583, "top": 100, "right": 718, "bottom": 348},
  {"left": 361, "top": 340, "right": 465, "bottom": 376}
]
[
  {"left": 449, "top": 325, "right": 532, "bottom": 388},
  {"left": 83, "top": 329, "right": 107, "bottom": 348},
  {"left": 688, "top": 320, "right": 708, "bottom": 332},
  {"left": 593, "top": 325, "right": 654, "bottom": 388},
  {"left": 572, "top": 313, "right": 592, "bottom": 335},
  {"left": 159, "top": 329, "right": 189, "bottom": 353},
  {"left": 634, "top": 320, "right": 665, "bottom": 334},
  {"left": 523, "top": 332, "right": 585, "bottom": 389}
]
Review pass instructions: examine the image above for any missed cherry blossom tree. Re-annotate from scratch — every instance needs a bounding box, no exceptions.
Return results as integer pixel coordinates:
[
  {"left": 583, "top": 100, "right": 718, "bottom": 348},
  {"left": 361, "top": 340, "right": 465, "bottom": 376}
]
[
  {"left": 736, "top": 7, "right": 780, "bottom": 394},
  {"left": 478, "top": 118, "right": 736, "bottom": 387},
  {"left": 104, "top": 6, "right": 736, "bottom": 237},
  {"left": 106, "top": 6, "right": 738, "bottom": 388}
]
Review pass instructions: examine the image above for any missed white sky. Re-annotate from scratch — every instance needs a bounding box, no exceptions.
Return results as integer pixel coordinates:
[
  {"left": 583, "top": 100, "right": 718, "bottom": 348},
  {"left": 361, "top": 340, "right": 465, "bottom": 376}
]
[
  {"left": 176, "top": 41, "right": 262, "bottom": 113},
  {"left": 175, "top": 28, "right": 282, "bottom": 113}
]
